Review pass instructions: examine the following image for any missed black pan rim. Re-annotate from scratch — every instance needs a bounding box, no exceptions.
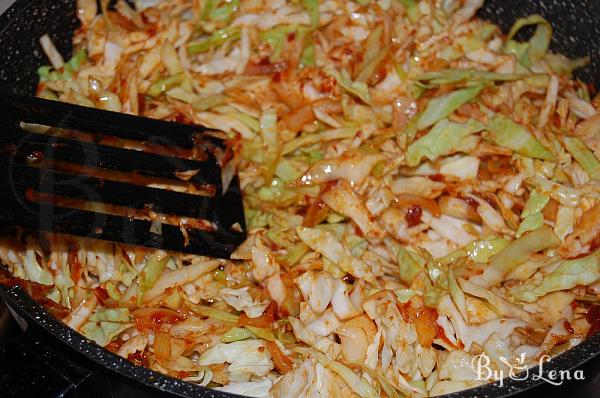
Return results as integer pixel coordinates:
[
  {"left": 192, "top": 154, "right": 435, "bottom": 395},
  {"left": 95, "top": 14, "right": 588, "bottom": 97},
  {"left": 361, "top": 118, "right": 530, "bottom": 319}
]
[{"left": 2, "top": 284, "right": 600, "bottom": 398}]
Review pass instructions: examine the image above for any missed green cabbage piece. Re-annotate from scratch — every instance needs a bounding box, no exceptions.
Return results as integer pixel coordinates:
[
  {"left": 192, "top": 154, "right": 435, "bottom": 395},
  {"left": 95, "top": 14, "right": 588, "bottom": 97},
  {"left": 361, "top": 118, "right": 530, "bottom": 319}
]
[
  {"left": 193, "top": 94, "right": 229, "bottom": 111},
  {"left": 38, "top": 49, "right": 87, "bottom": 82},
  {"left": 303, "top": 0, "right": 320, "bottom": 28},
  {"left": 516, "top": 213, "right": 544, "bottom": 237},
  {"left": 259, "top": 109, "right": 282, "bottom": 181},
  {"left": 260, "top": 25, "right": 307, "bottom": 61},
  {"left": 544, "top": 53, "right": 589, "bottom": 76},
  {"left": 562, "top": 136, "right": 600, "bottom": 180},
  {"left": 245, "top": 326, "right": 276, "bottom": 341},
  {"left": 354, "top": 363, "right": 404, "bottom": 398},
  {"left": 416, "top": 85, "right": 484, "bottom": 131},
  {"left": 200, "top": 0, "right": 239, "bottom": 22},
  {"left": 301, "top": 40, "right": 316, "bottom": 67},
  {"left": 516, "top": 190, "right": 550, "bottom": 236},
  {"left": 486, "top": 114, "right": 554, "bottom": 160},
  {"left": 64, "top": 49, "right": 87, "bottom": 74},
  {"left": 279, "top": 242, "right": 310, "bottom": 267},
  {"left": 394, "top": 288, "right": 418, "bottom": 303},
  {"left": 437, "top": 236, "right": 509, "bottom": 265},
  {"left": 222, "top": 327, "right": 254, "bottom": 343},
  {"left": 513, "top": 250, "right": 600, "bottom": 302},
  {"left": 188, "top": 27, "right": 240, "bottom": 54},
  {"left": 530, "top": 176, "right": 580, "bottom": 206},
  {"left": 396, "top": 0, "right": 420, "bottom": 23},
  {"left": 406, "top": 118, "right": 485, "bottom": 166},
  {"left": 324, "top": 67, "right": 371, "bottom": 104},
  {"left": 224, "top": 111, "right": 260, "bottom": 132},
  {"left": 282, "top": 127, "right": 360, "bottom": 155},
  {"left": 396, "top": 246, "right": 425, "bottom": 285},
  {"left": 89, "top": 308, "right": 132, "bottom": 323},
  {"left": 416, "top": 68, "right": 546, "bottom": 86},
  {"left": 275, "top": 159, "right": 303, "bottom": 182},
  {"left": 187, "top": 301, "right": 240, "bottom": 323},
  {"left": 138, "top": 254, "right": 169, "bottom": 303},
  {"left": 470, "top": 226, "right": 561, "bottom": 288},
  {"left": 106, "top": 281, "right": 122, "bottom": 301},
  {"left": 505, "top": 15, "right": 552, "bottom": 67},
  {"left": 81, "top": 321, "right": 132, "bottom": 346},
  {"left": 521, "top": 190, "right": 550, "bottom": 218},
  {"left": 147, "top": 72, "right": 185, "bottom": 97},
  {"left": 246, "top": 208, "right": 270, "bottom": 229}
]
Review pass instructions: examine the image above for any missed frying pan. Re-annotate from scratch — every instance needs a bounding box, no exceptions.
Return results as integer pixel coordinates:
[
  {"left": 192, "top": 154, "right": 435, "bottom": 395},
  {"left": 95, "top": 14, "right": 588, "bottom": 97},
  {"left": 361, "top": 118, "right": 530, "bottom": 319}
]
[{"left": 0, "top": 0, "right": 599, "bottom": 397}]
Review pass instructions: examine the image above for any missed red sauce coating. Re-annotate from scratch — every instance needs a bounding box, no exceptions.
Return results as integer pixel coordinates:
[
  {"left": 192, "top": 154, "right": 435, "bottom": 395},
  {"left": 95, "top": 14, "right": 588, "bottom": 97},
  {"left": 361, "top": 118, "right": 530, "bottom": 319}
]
[{"left": 405, "top": 205, "right": 423, "bottom": 227}]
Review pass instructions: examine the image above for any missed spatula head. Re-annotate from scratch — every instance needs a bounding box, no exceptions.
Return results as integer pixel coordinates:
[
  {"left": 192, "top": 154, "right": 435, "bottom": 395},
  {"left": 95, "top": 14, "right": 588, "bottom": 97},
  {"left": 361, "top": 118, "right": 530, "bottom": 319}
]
[{"left": 0, "top": 93, "right": 246, "bottom": 258}]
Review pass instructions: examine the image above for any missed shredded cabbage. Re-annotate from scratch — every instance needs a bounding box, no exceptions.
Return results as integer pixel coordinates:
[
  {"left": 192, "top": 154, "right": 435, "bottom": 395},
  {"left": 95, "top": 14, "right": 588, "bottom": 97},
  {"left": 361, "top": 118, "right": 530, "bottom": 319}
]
[{"left": 8, "top": 0, "right": 600, "bottom": 395}]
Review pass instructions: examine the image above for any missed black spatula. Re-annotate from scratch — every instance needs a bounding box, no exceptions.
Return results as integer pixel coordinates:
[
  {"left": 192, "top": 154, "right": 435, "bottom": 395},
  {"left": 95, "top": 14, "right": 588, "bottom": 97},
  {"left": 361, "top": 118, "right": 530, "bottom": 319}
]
[{"left": 0, "top": 93, "right": 246, "bottom": 258}]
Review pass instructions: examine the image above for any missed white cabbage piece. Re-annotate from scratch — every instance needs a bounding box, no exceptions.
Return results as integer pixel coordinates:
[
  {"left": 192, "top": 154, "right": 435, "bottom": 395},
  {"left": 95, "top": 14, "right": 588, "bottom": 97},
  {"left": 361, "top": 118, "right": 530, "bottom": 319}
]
[
  {"left": 299, "top": 153, "right": 385, "bottom": 187},
  {"left": 198, "top": 340, "right": 274, "bottom": 377},
  {"left": 215, "top": 379, "right": 272, "bottom": 398},
  {"left": 437, "top": 295, "right": 526, "bottom": 350},
  {"left": 330, "top": 279, "right": 363, "bottom": 320},
  {"left": 458, "top": 277, "right": 530, "bottom": 321},
  {"left": 304, "top": 308, "right": 342, "bottom": 337},
  {"left": 365, "top": 185, "right": 394, "bottom": 217},
  {"left": 423, "top": 213, "right": 478, "bottom": 246},
  {"left": 532, "top": 291, "right": 575, "bottom": 326},
  {"left": 321, "top": 181, "right": 386, "bottom": 241},
  {"left": 362, "top": 291, "right": 419, "bottom": 375},
  {"left": 64, "top": 295, "right": 98, "bottom": 331},
  {"left": 437, "top": 350, "right": 480, "bottom": 381},
  {"left": 22, "top": 240, "right": 54, "bottom": 285},
  {"left": 296, "top": 271, "right": 335, "bottom": 314},
  {"left": 296, "top": 227, "right": 377, "bottom": 285},
  {"left": 169, "top": 318, "right": 215, "bottom": 338},
  {"left": 289, "top": 317, "right": 342, "bottom": 359},
  {"left": 439, "top": 155, "right": 480, "bottom": 180},
  {"left": 251, "top": 237, "right": 280, "bottom": 282},
  {"left": 295, "top": 269, "right": 362, "bottom": 322},
  {"left": 310, "top": 350, "right": 379, "bottom": 398},
  {"left": 467, "top": 194, "right": 509, "bottom": 234},
  {"left": 266, "top": 273, "right": 287, "bottom": 309},
  {"left": 271, "top": 358, "right": 353, "bottom": 398},
  {"left": 219, "top": 287, "right": 269, "bottom": 318},
  {"left": 390, "top": 176, "right": 445, "bottom": 199},
  {"left": 117, "top": 334, "right": 148, "bottom": 359},
  {"left": 364, "top": 329, "right": 382, "bottom": 369}
]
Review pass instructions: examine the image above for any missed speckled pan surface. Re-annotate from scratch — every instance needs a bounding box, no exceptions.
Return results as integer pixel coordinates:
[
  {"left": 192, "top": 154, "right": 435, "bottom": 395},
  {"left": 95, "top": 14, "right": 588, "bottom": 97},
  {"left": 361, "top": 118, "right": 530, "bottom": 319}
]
[{"left": 0, "top": 1, "right": 599, "bottom": 397}]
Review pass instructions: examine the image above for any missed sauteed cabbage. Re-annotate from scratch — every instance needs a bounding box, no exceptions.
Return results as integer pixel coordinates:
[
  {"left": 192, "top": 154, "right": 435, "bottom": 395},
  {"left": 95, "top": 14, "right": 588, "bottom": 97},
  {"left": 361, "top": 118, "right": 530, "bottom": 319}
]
[{"left": 2, "top": 0, "right": 600, "bottom": 396}]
